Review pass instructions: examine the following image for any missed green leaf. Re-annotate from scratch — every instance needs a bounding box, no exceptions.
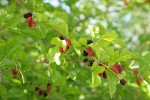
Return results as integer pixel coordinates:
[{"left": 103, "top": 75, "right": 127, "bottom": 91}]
[
  {"left": 38, "top": 23, "right": 49, "bottom": 38},
  {"left": 47, "top": 46, "right": 59, "bottom": 64},
  {"left": 106, "top": 70, "right": 118, "bottom": 98},
  {"left": 112, "top": 39, "right": 126, "bottom": 47},
  {"left": 119, "top": 50, "right": 131, "bottom": 61},
  {"left": 74, "top": 48, "right": 81, "bottom": 56},
  {"left": 72, "top": 39, "right": 81, "bottom": 48},
  {"left": 108, "top": 50, "right": 120, "bottom": 66},
  {"left": 50, "top": 66, "right": 66, "bottom": 86},
  {"left": 0, "top": 84, "right": 7, "bottom": 95},
  {"left": 50, "top": 37, "right": 62, "bottom": 45},
  {"left": 36, "top": 13, "right": 48, "bottom": 22},
  {"left": 102, "top": 32, "right": 118, "bottom": 42},
  {"left": 79, "top": 38, "right": 87, "bottom": 46},
  {"left": 91, "top": 71, "right": 101, "bottom": 88},
  {"left": 0, "top": 38, "right": 21, "bottom": 60},
  {"left": 91, "top": 63, "right": 104, "bottom": 88},
  {"left": 91, "top": 62, "right": 105, "bottom": 74},
  {"left": 98, "top": 24, "right": 106, "bottom": 35},
  {"left": 130, "top": 53, "right": 143, "bottom": 61},
  {"left": 20, "top": 28, "right": 43, "bottom": 39},
  {"left": 108, "top": 79, "right": 116, "bottom": 98},
  {"left": 97, "top": 40, "right": 110, "bottom": 48},
  {"left": 108, "top": 50, "right": 131, "bottom": 66},
  {"left": 47, "top": 18, "right": 68, "bottom": 36},
  {"left": 35, "top": 42, "right": 47, "bottom": 54}
]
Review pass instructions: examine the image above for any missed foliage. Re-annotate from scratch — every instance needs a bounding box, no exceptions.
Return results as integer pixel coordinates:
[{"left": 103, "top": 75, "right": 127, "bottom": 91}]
[{"left": 0, "top": 0, "right": 150, "bottom": 100}]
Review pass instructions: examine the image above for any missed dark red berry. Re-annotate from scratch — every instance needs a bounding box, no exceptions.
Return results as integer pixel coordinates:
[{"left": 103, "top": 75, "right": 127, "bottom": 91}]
[
  {"left": 87, "top": 40, "right": 93, "bottom": 44},
  {"left": 134, "top": 70, "right": 138, "bottom": 76},
  {"left": 31, "top": 21, "right": 36, "bottom": 28},
  {"left": 35, "top": 87, "right": 39, "bottom": 91},
  {"left": 86, "top": 47, "right": 93, "bottom": 56},
  {"left": 83, "top": 50, "right": 88, "bottom": 56},
  {"left": 65, "top": 38, "right": 71, "bottom": 46},
  {"left": 26, "top": 16, "right": 36, "bottom": 27},
  {"left": 103, "top": 71, "right": 107, "bottom": 78},
  {"left": 59, "top": 36, "right": 65, "bottom": 40},
  {"left": 98, "top": 73, "right": 103, "bottom": 77},
  {"left": 46, "top": 83, "right": 51, "bottom": 93},
  {"left": 59, "top": 47, "right": 64, "bottom": 53},
  {"left": 91, "top": 52, "right": 96, "bottom": 57},
  {"left": 120, "top": 79, "right": 126, "bottom": 85},
  {"left": 136, "top": 77, "right": 142, "bottom": 86},
  {"left": 24, "top": 12, "right": 32, "bottom": 18},
  {"left": 27, "top": 16, "right": 33, "bottom": 27},
  {"left": 85, "top": 47, "right": 96, "bottom": 57},
  {"left": 43, "top": 91, "right": 48, "bottom": 97},
  {"left": 112, "top": 64, "right": 122, "bottom": 74},
  {"left": 39, "top": 90, "right": 43, "bottom": 96},
  {"left": 12, "top": 68, "right": 18, "bottom": 76},
  {"left": 83, "top": 58, "right": 88, "bottom": 62}
]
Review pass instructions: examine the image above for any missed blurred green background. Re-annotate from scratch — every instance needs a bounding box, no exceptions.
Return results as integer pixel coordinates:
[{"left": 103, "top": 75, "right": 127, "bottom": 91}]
[{"left": 0, "top": 0, "right": 150, "bottom": 100}]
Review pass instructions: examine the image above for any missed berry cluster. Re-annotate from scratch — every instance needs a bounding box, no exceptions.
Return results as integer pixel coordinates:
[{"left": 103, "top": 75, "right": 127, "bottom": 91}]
[
  {"left": 24, "top": 12, "right": 36, "bottom": 27},
  {"left": 83, "top": 58, "right": 95, "bottom": 66},
  {"left": 35, "top": 83, "right": 51, "bottom": 97},
  {"left": 82, "top": 39, "right": 142, "bottom": 86},
  {"left": 98, "top": 63, "right": 126, "bottom": 85},
  {"left": 83, "top": 40, "right": 96, "bottom": 66},
  {"left": 83, "top": 40, "right": 95, "bottom": 57},
  {"left": 133, "top": 70, "right": 142, "bottom": 86},
  {"left": 83, "top": 47, "right": 96, "bottom": 57},
  {"left": 97, "top": 62, "right": 107, "bottom": 78},
  {"left": 59, "top": 36, "right": 71, "bottom": 53}
]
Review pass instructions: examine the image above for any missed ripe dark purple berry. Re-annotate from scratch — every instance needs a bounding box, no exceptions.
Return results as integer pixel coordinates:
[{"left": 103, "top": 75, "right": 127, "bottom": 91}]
[
  {"left": 47, "top": 83, "right": 51, "bottom": 87},
  {"left": 120, "top": 79, "right": 126, "bottom": 85},
  {"left": 103, "top": 71, "right": 107, "bottom": 78},
  {"left": 35, "top": 87, "right": 39, "bottom": 91},
  {"left": 87, "top": 60, "right": 94, "bottom": 66},
  {"left": 59, "top": 36, "right": 65, "bottom": 40},
  {"left": 24, "top": 12, "right": 32, "bottom": 18},
  {"left": 83, "top": 50, "right": 88, "bottom": 56},
  {"left": 83, "top": 58, "right": 88, "bottom": 62},
  {"left": 87, "top": 40, "right": 93, "bottom": 44}
]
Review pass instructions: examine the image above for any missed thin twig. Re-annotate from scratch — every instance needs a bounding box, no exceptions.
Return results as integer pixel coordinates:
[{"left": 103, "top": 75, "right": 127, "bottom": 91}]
[
  {"left": 15, "top": 0, "right": 32, "bottom": 12},
  {"left": 83, "top": 48, "right": 121, "bottom": 79}
]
